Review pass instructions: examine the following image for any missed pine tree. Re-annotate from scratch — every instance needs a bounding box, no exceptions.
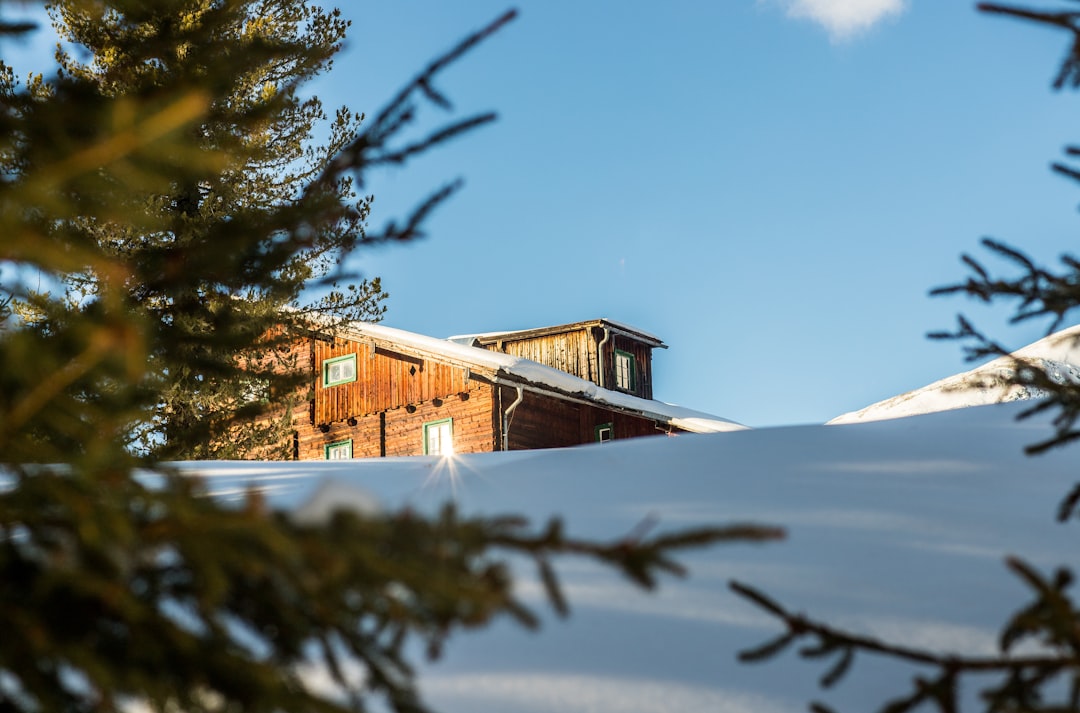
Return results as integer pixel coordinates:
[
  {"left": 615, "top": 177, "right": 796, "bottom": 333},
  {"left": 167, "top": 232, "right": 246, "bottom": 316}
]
[
  {"left": 29, "top": 0, "right": 389, "bottom": 460},
  {"left": 731, "top": 4, "right": 1080, "bottom": 711},
  {"left": 0, "top": 2, "right": 782, "bottom": 712}
]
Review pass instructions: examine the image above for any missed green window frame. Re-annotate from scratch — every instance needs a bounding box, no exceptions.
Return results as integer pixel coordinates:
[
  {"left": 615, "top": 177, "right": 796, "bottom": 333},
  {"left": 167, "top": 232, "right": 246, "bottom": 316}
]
[
  {"left": 423, "top": 418, "right": 454, "bottom": 456},
  {"left": 322, "top": 353, "right": 357, "bottom": 387},
  {"left": 613, "top": 349, "right": 636, "bottom": 391},
  {"left": 324, "top": 439, "right": 353, "bottom": 460},
  {"left": 595, "top": 422, "right": 614, "bottom": 443}
]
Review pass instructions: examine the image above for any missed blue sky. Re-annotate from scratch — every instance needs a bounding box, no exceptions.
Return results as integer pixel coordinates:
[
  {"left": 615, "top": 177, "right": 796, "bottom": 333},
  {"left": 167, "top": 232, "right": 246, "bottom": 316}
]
[
  {"left": 317, "top": 1, "right": 1080, "bottom": 427},
  {"left": 315, "top": 0, "right": 1080, "bottom": 425},
  {"left": 14, "top": 1, "right": 1077, "bottom": 427},
  {"left": 315, "top": 1, "right": 1080, "bottom": 427}
]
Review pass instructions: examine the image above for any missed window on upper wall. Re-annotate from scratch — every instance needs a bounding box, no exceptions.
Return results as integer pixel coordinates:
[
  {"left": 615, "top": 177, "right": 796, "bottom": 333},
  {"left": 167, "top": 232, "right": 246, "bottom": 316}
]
[
  {"left": 595, "top": 423, "right": 614, "bottom": 443},
  {"left": 613, "top": 349, "right": 635, "bottom": 391},
  {"left": 325, "top": 439, "right": 353, "bottom": 460},
  {"left": 323, "top": 354, "right": 357, "bottom": 387},
  {"left": 423, "top": 418, "right": 454, "bottom": 456}
]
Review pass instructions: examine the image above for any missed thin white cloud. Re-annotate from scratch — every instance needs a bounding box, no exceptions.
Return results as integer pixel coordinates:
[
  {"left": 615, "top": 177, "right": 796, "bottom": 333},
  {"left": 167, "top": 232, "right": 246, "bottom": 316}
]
[{"left": 772, "top": 0, "right": 908, "bottom": 41}]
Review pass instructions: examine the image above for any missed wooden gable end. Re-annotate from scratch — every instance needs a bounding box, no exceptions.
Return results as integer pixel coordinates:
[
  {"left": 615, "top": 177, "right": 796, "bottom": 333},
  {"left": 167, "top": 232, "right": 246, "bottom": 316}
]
[
  {"left": 478, "top": 326, "right": 657, "bottom": 400},
  {"left": 313, "top": 336, "right": 472, "bottom": 425},
  {"left": 492, "top": 328, "right": 598, "bottom": 385}
]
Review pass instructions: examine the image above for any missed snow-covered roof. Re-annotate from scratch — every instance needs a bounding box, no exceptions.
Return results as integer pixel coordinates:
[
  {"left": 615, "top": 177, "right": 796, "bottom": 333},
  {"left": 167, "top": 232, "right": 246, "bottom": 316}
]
[
  {"left": 178, "top": 401, "right": 1080, "bottom": 713},
  {"left": 829, "top": 324, "right": 1080, "bottom": 425},
  {"left": 448, "top": 318, "right": 666, "bottom": 349},
  {"left": 343, "top": 322, "right": 743, "bottom": 433}
]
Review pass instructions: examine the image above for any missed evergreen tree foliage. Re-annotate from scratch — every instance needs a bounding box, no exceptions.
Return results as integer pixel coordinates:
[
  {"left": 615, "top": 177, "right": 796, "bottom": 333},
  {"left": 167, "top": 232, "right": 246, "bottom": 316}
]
[
  {"left": 14, "top": 0, "right": 390, "bottom": 460},
  {"left": 732, "top": 3, "right": 1080, "bottom": 711},
  {"left": 0, "top": 2, "right": 784, "bottom": 711}
]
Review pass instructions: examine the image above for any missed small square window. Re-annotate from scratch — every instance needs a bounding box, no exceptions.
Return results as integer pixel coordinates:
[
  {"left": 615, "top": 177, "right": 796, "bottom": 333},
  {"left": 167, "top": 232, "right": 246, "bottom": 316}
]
[
  {"left": 323, "top": 354, "right": 357, "bottom": 387},
  {"left": 595, "top": 423, "right": 614, "bottom": 443},
  {"left": 614, "top": 349, "right": 635, "bottom": 391},
  {"left": 424, "top": 418, "right": 454, "bottom": 456},
  {"left": 325, "top": 439, "right": 353, "bottom": 460}
]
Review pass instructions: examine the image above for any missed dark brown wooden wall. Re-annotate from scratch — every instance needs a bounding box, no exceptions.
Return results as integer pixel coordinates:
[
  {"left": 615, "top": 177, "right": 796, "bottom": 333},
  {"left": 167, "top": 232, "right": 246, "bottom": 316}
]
[
  {"left": 602, "top": 334, "right": 654, "bottom": 400},
  {"left": 296, "top": 383, "right": 497, "bottom": 460},
  {"left": 313, "top": 337, "right": 472, "bottom": 425},
  {"left": 500, "top": 385, "right": 666, "bottom": 450}
]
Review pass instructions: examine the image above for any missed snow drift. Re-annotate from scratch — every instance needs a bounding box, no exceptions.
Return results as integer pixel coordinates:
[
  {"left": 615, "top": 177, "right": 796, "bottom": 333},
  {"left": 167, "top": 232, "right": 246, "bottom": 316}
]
[
  {"left": 178, "top": 401, "right": 1080, "bottom": 712},
  {"left": 830, "top": 324, "right": 1080, "bottom": 425}
]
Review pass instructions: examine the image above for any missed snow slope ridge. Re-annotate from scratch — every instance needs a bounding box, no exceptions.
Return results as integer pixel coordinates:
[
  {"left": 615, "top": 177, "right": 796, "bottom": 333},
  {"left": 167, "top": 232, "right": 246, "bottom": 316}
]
[
  {"left": 178, "top": 402, "right": 1080, "bottom": 713},
  {"left": 829, "top": 325, "right": 1080, "bottom": 425}
]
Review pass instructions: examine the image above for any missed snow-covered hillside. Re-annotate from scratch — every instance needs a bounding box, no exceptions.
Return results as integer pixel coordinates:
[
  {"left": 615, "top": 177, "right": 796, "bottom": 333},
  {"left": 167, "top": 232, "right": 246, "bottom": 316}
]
[
  {"left": 179, "top": 402, "right": 1080, "bottom": 713},
  {"left": 829, "top": 325, "right": 1080, "bottom": 425}
]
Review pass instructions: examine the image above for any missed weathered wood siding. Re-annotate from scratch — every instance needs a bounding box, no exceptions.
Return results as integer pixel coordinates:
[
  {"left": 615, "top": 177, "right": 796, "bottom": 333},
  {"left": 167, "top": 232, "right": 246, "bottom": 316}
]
[
  {"left": 480, "top": 328, "right": 655, "bottom": 400},
  {"left": 492, "top": 329, "right": 599, "bottom": 385},
  {"left": 384, "top": 386, "right": 497, "bottom": 456},
  {"left": 500, "top": 386, "right": 665, "bottom": 450},
  {"left": 297, "top": 414, "right": 382, "bottom": 461},
  {"left": 313, "top": 337, "right": 472, "bottom": 425},
  {"left": 296, "top": 383, "right": 497, "bottom": 460},
  {"left": 602, "top": 334, "right": 654, "bottom": 400},
  {"left": 250, "top": 330, "right": 664, "bottom": 461}
]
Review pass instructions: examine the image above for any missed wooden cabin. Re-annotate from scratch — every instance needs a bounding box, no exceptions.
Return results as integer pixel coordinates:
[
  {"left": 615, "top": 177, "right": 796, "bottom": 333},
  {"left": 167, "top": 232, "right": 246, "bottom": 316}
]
[
  {"left": 277, "top": 320, "right": 743, "bottom": 461},
  {"left": 449, "top": 319, "right": 665, "bottom": 400}
]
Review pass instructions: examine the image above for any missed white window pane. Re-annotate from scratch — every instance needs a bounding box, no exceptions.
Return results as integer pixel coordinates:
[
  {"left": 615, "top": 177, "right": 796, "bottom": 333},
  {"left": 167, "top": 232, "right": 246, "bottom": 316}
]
[
  {"left": 326, "top": 442, "right": 352, "bottom": 460},
  {"left": 324, "top": 355, "right": 357, "bottom": 385},
  {"left": 427, "top": 422, "right": 453, "bottom": 456},
  {"left": 615, "top": 353, "right": 631, "bottom": 389}
]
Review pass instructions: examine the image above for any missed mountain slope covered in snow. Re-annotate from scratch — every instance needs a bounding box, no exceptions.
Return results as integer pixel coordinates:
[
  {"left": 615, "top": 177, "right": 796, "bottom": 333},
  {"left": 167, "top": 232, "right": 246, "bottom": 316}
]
[{"left": 829, "top": 325, "right": 1080, "bottom": 425}]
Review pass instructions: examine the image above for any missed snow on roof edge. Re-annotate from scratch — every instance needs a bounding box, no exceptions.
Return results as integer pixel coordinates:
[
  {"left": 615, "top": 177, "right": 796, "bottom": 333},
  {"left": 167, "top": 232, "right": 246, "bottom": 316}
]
[
  {"left": 343, "top": 322, "right": 745, "bottom": 433},
  {"left": 448, "top": 318, "right": 665, "bottom": 348}
]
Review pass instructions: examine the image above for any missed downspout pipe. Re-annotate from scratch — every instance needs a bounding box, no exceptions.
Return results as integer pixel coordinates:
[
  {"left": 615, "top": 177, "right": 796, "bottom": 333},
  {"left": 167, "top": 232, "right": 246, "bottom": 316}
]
[
  {"left": 596, "top": 327, "right": 611, "bottom": 389},
  {"left": 501, "top": 386, "right": 524, "bottom": 451}
]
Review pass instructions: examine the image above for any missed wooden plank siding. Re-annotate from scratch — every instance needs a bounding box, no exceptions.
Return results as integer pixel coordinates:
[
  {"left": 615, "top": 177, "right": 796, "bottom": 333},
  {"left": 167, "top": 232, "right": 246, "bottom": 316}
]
[
  {"left": 313, "top": 337, "right": 474, "bottom": 425},
  {"left": 493, "top": 329, "right": 599, "bottom": 386},
  {"left": 500, "top": 385, "right": 666, "bottom": 450},
  {"left": 602, "top": 334, "right": 655, "bottom": 400},
  {"left": 482, "top": 328, "right": 656, "bottom": 400}
]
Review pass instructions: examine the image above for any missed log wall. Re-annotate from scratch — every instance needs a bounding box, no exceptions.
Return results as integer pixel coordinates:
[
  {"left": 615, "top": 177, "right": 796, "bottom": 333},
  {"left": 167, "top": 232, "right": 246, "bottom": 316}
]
[
  {"left": 500, "top": 385, "right": 666, "bottom": 450},
  {"left": 384, "top": 387, "right": 497, "bottom": 456},
  {"left": 296, "top": 383, "right": 497, "bottom": 460}
]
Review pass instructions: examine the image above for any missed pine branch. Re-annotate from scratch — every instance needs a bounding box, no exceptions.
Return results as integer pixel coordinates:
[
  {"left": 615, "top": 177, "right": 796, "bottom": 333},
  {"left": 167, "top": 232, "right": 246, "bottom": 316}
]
[
  {"left": 732, "top": 557, "right": 1080, "bottom": 713},
  {"left": 979, "top": 3, "right": 1080, "bottom": 88},
  {"left": 319, "top": 10, "right": 516, "bottom": 186}
]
